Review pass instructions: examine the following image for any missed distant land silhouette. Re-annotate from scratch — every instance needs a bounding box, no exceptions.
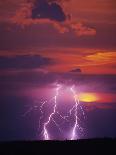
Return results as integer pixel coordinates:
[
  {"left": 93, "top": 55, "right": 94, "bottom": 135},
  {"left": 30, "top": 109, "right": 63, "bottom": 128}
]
[{"left": 0, "top": 138, "right": 116, "bottom": 154}]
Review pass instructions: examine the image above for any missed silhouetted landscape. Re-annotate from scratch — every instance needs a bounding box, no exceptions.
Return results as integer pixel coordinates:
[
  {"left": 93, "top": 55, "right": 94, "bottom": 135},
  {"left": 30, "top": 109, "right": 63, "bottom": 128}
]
[{"left": 0, "top": 138, "right": 116, "bottom": 154}]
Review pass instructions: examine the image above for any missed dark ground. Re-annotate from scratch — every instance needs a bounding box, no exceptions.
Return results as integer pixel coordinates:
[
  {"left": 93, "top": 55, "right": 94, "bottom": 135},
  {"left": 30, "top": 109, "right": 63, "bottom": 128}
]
[{"left": 0, "top": 138, "right": 116, "bottom": 155}]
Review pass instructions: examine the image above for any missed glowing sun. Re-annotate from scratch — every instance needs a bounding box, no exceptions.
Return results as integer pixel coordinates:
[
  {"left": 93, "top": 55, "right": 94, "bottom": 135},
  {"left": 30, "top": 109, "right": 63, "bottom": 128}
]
[{"left": 79, "top": 93, "right": 99, "bottom": 102}]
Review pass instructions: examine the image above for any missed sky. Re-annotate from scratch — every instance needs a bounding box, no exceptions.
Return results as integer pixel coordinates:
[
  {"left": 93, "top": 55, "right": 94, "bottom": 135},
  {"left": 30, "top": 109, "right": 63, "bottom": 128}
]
[{"left": 0, "top": 0, "right": 116, "bottom": 141}]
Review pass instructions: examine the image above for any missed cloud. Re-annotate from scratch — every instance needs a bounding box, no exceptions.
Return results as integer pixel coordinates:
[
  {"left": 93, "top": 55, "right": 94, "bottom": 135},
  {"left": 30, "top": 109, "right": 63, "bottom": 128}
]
[
  {"left": 10, "top": 0, "right": 96, "bottom": 37},
  {"left": 0, "top": 55, "right": 53, "bottom": 69},
  {"left": 86, "top": 52, "right": 116, "bottom": 64},
  {"left": 32, "top": 0, "right": 66, "bottom": 22},
  {"left": 70, "top": 68, "right": 82, "bottom": 73},
  {"left": 71, "top": 23, "right": 96, "bottom": 36}
]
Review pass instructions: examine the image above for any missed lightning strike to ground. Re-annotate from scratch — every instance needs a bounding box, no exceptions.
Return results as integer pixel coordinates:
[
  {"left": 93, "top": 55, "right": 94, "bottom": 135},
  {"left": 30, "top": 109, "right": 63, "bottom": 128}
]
[
  {"left": 43, "top": 84, "right": 61, "bottom": 140},
  {"left": 70, "top": 86, "right": 80, "bottom": 140},
  {"left": 23, "top": 84, "right": 85, "bottom": 140}
]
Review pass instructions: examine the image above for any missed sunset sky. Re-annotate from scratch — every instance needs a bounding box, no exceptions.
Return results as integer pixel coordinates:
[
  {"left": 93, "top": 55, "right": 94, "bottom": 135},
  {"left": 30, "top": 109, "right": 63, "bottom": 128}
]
[
  {"left": 0, "top": 0, "right": 116, "bottom": 140},
  {"left": 0, "top": 0, "right": 116, "bottom": 74}
]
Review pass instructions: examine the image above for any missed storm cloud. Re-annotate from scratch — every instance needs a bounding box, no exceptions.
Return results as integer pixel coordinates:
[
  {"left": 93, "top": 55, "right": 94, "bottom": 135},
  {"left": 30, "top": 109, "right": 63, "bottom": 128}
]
[
  {"left": 70, "top": 68, "right": 82, "bottom": 73},
  {"left": 32, "top": 0, "right": 67, "bottom": 22},
  {"left": 0, "top": 55, "right": 53, "bottom": 69}
]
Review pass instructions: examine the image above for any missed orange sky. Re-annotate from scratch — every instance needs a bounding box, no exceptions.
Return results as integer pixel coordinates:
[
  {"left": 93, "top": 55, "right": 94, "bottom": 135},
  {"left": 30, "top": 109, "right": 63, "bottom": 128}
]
[
  {"left": 40, "top": 48, "right": 116, "bottom": 74},
  {"left": 0, "top": 0, "right": 116, "bottom": 74}
]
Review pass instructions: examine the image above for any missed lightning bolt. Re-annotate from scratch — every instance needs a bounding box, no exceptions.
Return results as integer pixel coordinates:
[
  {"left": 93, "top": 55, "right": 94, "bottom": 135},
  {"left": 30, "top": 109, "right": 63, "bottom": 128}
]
[
  {"left": 22, "top": 84, "right": 85, "bottom": 140},
  {"left": 70, "top": 86, "right": 80, "bottom": 140},
  {"left": 43, "top": 84, "right": 61, "bottom": 140}
]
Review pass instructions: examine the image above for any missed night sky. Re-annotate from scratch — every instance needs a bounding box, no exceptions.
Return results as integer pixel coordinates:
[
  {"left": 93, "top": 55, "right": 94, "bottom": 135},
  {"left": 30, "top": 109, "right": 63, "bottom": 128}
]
[{"left": 0, "top": 0, "right": 116, "bottom": 141}]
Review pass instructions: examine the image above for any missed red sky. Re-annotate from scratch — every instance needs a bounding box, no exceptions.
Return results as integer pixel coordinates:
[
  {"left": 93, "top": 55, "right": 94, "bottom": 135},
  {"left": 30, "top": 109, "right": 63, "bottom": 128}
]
[{"left": 0, "top": 0, "right": 116, "bottom": 74}]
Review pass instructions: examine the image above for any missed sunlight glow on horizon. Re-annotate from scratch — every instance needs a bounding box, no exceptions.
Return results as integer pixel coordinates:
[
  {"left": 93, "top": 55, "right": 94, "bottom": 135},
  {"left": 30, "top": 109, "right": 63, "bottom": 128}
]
[{"left": 78, "top": 93, "right": 99, "bottom": 103}]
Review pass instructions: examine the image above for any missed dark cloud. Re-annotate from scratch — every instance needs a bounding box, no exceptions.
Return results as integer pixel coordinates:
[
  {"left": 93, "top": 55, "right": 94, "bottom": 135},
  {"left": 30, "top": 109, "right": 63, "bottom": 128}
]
[
  {"left": 0, "top": 55, "right": 53, "bottom": 69},
  {"left": 70, "top": 68, "right": 82, "bottom": 73},
  {"left": 32, "top": 0, "right": 66, "bottom": 22},
  {"left": 0, "top": 72, "right": 116, "bottom": 97}
]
